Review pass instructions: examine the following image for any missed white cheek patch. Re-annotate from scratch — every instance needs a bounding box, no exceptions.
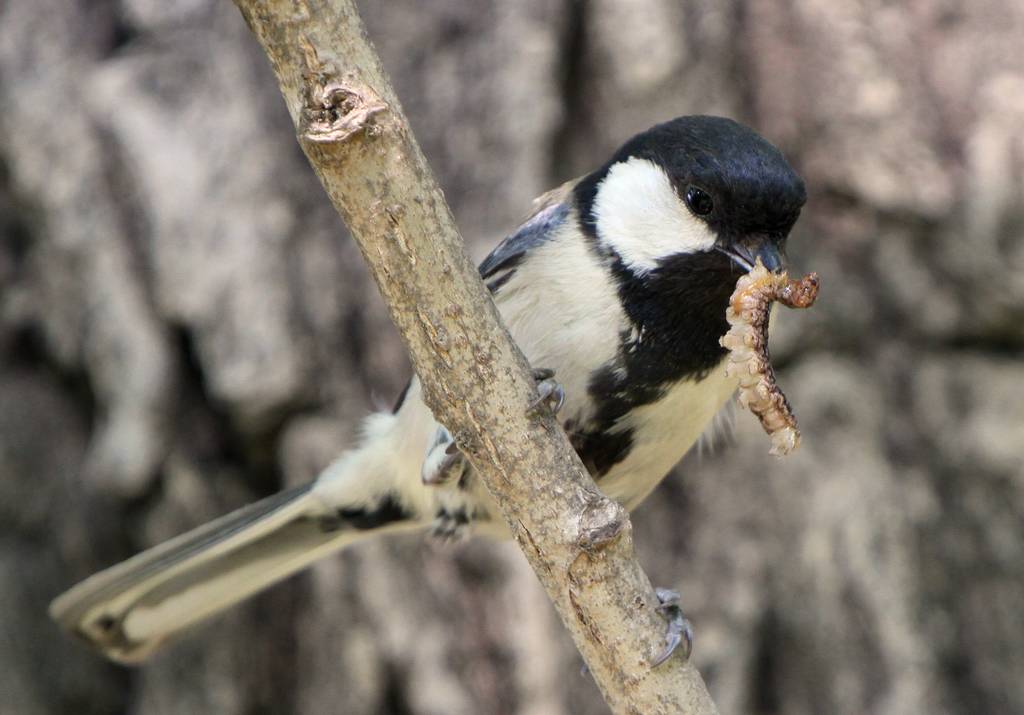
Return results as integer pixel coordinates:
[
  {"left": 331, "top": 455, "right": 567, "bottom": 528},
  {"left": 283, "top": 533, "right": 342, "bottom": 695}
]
[{"left": 592, "top": 156, "right": 717, "bottom": 273}]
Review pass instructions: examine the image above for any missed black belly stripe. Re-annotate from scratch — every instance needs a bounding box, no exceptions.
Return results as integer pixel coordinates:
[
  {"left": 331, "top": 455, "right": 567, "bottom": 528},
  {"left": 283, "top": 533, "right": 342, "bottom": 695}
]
[
  {"left": 561, "top": 247, "right": 740, "bottom": 479},
  {"left": 569, "top": 425, "right": 635, "bottom": 478}
]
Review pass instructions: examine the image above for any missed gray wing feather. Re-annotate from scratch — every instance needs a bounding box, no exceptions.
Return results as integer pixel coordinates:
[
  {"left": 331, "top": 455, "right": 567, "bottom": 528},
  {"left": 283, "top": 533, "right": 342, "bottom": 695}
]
[{"left": 479, "top": 181, "right": 576, "bottom": 280}]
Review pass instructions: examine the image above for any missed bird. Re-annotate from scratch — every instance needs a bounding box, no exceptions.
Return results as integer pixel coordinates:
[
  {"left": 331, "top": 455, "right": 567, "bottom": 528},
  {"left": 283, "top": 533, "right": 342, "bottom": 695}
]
[{"left": 50, "top": 115, "right": 807, "bottom": 663}]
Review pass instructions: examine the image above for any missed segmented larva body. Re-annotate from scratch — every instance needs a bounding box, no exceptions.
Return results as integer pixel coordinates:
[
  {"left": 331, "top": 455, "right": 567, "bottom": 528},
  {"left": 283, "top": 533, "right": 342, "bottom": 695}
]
[{"left": 720, "top": 260, "right": 819, "bottom": 456}]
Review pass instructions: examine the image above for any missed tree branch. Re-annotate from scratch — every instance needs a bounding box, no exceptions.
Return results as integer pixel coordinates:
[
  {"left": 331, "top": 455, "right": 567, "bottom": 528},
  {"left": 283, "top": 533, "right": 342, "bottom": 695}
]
[{"left": 231, "top": 1, "right": 719, "bottom": 712}]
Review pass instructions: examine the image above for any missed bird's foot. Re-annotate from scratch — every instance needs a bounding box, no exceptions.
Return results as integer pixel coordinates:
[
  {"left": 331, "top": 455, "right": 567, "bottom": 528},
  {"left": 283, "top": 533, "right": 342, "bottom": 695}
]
[
  {"left": 651, "top": 588, "right": 693, "bottom": 667},
  {"left": 580, "top": 587, "right": 693, "bottom": 677},
  {"left": 430, "top": 508, "right": 471, "bottom": 542},
  {"left": 527, "top": 367, "right": 566, "bottom": 417},
  {"left": 422, "top": 430, "right": 466, "bottom": 486}
]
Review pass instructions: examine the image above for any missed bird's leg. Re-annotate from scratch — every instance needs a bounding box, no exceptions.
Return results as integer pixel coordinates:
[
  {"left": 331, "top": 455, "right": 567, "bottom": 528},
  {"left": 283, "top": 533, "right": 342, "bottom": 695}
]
[
  {"left": 421, "top": 433, "right": 473, "bottom": 541},
  {"left": 527, "top": 367, "right": 566, "bottom": 416},
  {"left": 421, "top": 428, "right": 466, "bottom": 486},
  {"left": 651, "top": 588, "right": 694, "bottom": 667}
]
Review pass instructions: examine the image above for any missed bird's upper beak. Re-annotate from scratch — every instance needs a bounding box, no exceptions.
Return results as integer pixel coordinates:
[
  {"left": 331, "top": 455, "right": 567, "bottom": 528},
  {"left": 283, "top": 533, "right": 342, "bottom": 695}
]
[{"left": 716, "top": 235, "right": 786, "bottom": 274}]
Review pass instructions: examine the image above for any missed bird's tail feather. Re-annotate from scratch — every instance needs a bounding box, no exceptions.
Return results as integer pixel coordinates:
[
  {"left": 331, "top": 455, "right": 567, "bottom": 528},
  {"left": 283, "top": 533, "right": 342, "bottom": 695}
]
[{"left": 49, "top": 481, "right": 418, "bottom": 663}]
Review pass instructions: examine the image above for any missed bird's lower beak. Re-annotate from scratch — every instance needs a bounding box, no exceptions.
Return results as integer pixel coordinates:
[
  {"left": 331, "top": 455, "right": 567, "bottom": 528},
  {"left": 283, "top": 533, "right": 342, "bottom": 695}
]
[{"left": 717, "top": 237, "right": 786, "bottom": 274}]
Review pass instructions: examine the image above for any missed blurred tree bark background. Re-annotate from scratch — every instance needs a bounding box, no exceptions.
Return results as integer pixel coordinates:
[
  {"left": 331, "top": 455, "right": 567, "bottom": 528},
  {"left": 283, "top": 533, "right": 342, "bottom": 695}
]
[{"left": 1, "top": 1, "right": 1022, "bottom": 713}]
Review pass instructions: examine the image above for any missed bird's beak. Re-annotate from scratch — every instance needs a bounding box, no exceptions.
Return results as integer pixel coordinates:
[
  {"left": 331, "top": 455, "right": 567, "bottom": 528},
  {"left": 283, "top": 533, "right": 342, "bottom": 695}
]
[{"left": 716, "top": 235, "right": 786, "bottom": 274}]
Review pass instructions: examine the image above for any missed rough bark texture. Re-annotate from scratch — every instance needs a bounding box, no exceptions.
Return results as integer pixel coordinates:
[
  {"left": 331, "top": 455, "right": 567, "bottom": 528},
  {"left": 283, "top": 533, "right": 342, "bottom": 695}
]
[{"left": 1, "top": 1, "right": 1022, "bottom": 714}]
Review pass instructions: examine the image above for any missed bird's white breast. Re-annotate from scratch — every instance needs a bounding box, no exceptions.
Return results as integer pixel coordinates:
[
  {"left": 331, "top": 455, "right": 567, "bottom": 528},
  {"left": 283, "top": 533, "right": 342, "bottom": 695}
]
[{"left": 493, "top": 216, "right": 627, "bottom": 427}]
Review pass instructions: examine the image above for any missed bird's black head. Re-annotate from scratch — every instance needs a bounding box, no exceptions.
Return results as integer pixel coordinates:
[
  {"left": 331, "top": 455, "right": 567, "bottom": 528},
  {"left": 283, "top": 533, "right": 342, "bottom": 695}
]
[
  {"left": 574, "top": 115, "right": 807, "bottom": 382},
  {"left": 576, "top": 115, "right": 806, "bottom": 275}
]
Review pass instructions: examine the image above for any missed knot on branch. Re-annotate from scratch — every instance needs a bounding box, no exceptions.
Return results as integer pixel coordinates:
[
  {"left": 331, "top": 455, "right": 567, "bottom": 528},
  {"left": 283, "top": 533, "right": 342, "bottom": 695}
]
[
  {"left": 298, "top": 37, "right": 386, "bottom": 144},
  {"left": 301, "top": 78, "right": 387, "bottom": 144},
  {"left": 576, "top": 497, "right": 630, "bottom": 552}
]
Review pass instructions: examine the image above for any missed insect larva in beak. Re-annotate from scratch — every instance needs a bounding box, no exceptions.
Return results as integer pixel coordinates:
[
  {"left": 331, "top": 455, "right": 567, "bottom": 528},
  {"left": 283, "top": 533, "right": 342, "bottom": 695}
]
[{"left": 720, "top": 259, "right": 819, "bottom": 456}]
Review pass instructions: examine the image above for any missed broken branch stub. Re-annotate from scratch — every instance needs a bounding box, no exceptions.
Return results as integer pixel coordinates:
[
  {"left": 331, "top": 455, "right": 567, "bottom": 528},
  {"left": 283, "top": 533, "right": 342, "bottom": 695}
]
[{"left": 298, "top": 37, "right": 387, "bottom": 144}]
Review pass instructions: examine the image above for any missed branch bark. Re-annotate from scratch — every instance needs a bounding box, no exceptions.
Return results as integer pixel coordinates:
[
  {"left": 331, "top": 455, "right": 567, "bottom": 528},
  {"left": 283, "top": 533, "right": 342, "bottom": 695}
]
[{"left": 231, "top": 1, "right": 719, "bottom": 712}]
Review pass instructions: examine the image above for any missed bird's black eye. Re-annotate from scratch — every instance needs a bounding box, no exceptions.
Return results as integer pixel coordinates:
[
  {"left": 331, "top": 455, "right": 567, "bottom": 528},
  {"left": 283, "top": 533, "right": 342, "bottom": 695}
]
[{"left": 685, "top": 186, "right": 714, "bottom": 216}]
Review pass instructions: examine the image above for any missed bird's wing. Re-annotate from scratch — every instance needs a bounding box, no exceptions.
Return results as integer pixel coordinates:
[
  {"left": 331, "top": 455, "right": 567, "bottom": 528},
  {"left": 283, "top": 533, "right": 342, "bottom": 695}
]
[{"left": 478, "top": 179, "right": 578, "bottom": 283}]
